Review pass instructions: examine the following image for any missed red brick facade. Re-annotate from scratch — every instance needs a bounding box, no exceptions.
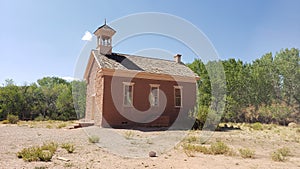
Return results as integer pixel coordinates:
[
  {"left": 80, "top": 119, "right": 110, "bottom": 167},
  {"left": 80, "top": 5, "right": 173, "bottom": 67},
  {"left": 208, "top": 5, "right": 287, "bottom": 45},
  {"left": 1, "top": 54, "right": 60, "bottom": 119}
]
[{"left": 85, "top": 66, "right": 197, "bottom": 128}]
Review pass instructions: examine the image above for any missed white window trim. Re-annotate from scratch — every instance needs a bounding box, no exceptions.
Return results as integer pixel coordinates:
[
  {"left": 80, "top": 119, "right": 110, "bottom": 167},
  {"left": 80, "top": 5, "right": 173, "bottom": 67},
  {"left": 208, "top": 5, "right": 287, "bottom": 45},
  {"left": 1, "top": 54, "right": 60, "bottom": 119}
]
[
  {"left": 149, "top": 84, "right": 160, "bottom": 107},
  {"left": 123, "top": 82, "right": 135, "bottom": 107},
  {"left": 174, "top": 86, "right": 183, "bottom": 108}
]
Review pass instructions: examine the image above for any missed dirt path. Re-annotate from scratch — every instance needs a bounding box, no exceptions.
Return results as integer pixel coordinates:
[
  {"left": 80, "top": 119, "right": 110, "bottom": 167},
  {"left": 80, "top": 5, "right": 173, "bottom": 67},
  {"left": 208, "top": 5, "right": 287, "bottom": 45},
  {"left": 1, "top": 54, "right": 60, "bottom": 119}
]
[{"left": 0, "top": 124, "right": 299, "bottom": 169}]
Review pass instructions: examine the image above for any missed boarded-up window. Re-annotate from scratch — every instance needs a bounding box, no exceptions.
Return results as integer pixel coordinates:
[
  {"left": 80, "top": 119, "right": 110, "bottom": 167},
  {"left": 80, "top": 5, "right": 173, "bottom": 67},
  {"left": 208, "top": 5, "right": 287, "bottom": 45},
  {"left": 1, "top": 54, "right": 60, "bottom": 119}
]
[
  {"left": 123, "top": 83, "right": 134, "bottom": 106},
  {"left": 174, "top": 87, "right": 182, "bottom": 107},
  {"left": 150, "top": 85, "right": 159, "bottom": 106}
]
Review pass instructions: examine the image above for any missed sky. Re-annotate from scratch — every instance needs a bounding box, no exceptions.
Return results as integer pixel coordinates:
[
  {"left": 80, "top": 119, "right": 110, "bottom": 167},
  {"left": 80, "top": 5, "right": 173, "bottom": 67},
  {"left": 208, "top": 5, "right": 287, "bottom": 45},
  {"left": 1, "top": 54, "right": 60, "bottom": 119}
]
[{"left": 0, "top": 0, "right": 300, "bottom": 85}]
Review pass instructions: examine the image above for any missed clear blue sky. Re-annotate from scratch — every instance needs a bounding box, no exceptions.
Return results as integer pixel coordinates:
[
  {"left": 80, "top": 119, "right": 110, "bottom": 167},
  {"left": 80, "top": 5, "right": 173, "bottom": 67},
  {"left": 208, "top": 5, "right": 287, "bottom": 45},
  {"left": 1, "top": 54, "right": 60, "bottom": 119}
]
[{"left": 1, "top": 0, "right": 299, "bottom": 85}]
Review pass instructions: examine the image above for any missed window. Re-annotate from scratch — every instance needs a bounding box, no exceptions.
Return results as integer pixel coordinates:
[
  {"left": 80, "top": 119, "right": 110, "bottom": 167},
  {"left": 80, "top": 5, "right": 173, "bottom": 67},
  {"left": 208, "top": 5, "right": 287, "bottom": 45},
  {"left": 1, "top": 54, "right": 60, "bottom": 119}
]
[
  {"left": 174, "top": 86, "right": 182, "bottom": 107},
  {"left": 101, "top": 36, "right": 111, "bottom": 46},
  {"left": 123, "top": 82, "right": 134, "bottom": 106},
  {"left": 150, "top": 84, "right": 160, "bottom": 106}
]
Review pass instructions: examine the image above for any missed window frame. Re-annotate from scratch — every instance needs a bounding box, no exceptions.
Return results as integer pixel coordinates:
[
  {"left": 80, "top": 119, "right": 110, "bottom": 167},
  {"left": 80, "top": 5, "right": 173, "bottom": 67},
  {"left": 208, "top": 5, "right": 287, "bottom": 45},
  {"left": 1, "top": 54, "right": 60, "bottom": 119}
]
[
  {"left": 123, "top": 82, "right": 134, "bottom": 107},
  {"left": 174, "top": 86, "right": 183, "bottom": 108},
  {"left": 149, "top": 84, "right": 160, "bottom": 107}
]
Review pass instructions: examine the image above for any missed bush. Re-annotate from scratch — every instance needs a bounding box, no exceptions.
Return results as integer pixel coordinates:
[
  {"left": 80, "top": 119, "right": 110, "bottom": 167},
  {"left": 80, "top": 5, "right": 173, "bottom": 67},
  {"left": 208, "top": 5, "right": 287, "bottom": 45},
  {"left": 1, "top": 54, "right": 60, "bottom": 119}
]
[
  {"left": 124, "top": 131, "right": 134, "bottom": 139},
  {"left": 61, "top": 143, "right": 75, "bottom": 153},
  {"left": 184, "top": 135, "right": 198, "bottom": 143},
  {"left": 210, "top": 141, "right": 230, "bottom": 155},
  {"left": 1, "top": 120, "right": 9, "bottom": 124},
  {"left": 251, "top": 122, "right": 263, "bottom": 130},
  {"left": 41, "top": 142, "right": 58, "bottom": 154},
  {"left": 182, "top": 141, "right": 234, "bottom": 156},
  {"left": 276, "top": 147, "right": 291, "bottom": 157},
  {"left": 190, "top": 105, "right": 209, "bottom": 130},
  {"left": 39, "top": 150, "right": 53, "bottom": 162},
  {"left": 88, "top": 135, "right": 100, "bottom": 143},
  {"left": 239, "top": 148, "right": 255, "bottom": 158},
  {"left": 271, "top": 147, "right": 291, "bottom": 162},
  {"left": 182, "top": 143, "right": 210, "bottom": 154},
  {"left": 34, "top": 115, "right": 49, "bottom": 121},
  {"left": 7, "top": 114, "right": 19, "bottom": 124},
  {"left": 57, "top": 123, "right": 67, "bottom": 129},
  {"left": 17, "top": 146, "right": 41, "bottom": 162},
  {"left": 17, "top": 142, "right": 58, "bottom": 162}
]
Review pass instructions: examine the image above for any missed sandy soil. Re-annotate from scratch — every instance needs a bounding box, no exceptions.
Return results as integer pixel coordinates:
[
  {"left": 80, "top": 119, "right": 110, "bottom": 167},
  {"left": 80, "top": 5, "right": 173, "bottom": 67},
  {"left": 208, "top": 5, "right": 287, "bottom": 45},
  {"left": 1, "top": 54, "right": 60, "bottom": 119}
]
[{"left": 0, "top": 123, "right": 299, "bottom": 169}]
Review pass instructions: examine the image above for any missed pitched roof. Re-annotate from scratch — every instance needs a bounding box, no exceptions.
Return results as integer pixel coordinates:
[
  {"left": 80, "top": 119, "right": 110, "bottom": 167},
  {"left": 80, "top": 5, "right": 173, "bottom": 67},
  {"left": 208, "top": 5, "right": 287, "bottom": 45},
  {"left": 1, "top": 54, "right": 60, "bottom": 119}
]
[
  {"left": 94, "top": 24, "right": 116, "bottom": 34},
  {"left": 92, "top": 50, "right": 198, "bottom": 78}
]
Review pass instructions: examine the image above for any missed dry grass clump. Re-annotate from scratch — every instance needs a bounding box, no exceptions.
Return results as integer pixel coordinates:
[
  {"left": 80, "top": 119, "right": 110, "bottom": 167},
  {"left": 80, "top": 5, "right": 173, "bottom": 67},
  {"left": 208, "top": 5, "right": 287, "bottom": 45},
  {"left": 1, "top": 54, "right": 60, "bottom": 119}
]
[
  {"left": 184, "top": 135, "right": 198, "bottom": 143},
  {"left": 182, "top": 141, "right": 235, "bottom": 157},
  {"left": 88, "top": 135, "right": 100, "bottom": 143},
  {"left": 7, "top": 114, "right": 19, "bottom": 124},
  {"left": 124, "top": 131, "right": 135, "bottom": 139},
  {"left": 271, "top": 147, "right": 291, "bottom": 162},
  {"left": 251, "top": 122, "right": 263, "bottom": 130},
  {"left": 61, "top": 143, "right": 75, "bottom": 153},
  {"left": 17, "top": 142, "right": 58, "bottom": 162},
  {"left": 239, "top": 148, "right": 255, "bottom": 158}
]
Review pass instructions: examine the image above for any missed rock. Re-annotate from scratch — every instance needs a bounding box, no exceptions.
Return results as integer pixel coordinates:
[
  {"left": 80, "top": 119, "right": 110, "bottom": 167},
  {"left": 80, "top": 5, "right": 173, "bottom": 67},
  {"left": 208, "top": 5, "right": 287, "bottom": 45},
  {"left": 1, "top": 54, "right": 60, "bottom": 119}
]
[
  {"left": 149, "top": 151, "right": 156, "bottom": 157},
  {"left": 57, "top": 157, "right": 70, "bottom": 162},
  {"left": 288, "top": 122, "right": 297, "bottom": 128}
]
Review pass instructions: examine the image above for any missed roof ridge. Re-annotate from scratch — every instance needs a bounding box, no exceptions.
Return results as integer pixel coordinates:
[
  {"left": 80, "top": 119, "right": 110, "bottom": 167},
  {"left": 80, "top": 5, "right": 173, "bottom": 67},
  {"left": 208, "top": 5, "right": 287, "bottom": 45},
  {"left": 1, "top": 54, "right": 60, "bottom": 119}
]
[{"left": 112, "top": 52, "right": 182, "bottom": 64}]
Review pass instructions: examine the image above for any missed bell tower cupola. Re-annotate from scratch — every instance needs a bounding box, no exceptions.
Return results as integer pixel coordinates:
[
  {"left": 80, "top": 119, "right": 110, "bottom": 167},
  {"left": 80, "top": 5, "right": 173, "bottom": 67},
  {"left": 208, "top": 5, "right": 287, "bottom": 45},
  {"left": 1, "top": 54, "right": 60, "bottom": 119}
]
[{"left": 94, "top": 19, "right": 116, "bottom": 55}]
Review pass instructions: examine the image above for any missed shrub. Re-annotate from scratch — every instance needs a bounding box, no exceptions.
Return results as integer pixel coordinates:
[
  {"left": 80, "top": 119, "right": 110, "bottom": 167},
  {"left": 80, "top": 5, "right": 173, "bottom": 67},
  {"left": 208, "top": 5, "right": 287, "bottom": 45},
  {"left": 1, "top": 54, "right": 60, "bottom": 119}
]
[
  {"left": 184, "top": 135, "right": 198, "bottom": 143},
  {"left": 271, "top": 147, "right": 291, "bottom": 162},
  {"left": 277, "top": 147, "right": 291, "bottom": 157},
  {"left": 2, "top": 120, "right": 9, "bottom": 124},
  {"left": 88, "top": 135, "right": 100, "bottom": 143},
  {"left": 239, "top": 148, "right": 255, "bottom": 158},
  {"left": 61, "top": 143, "right": 75, "bottom": 153},
  {"left": 7, "top": 114, "right": 19, "bottom": 124},
  {"left": 34, "top": 115, "right": 49, "bottom": 121},
  {"left": 41, "top": 142, "right": 58, "bottom": 154},
  {"left": 57, "top": 123, "right": 67, "bottom": 129},
  {"left": 17, "top": 146, "right": 41, "bottom": 162},
  {"left": 34, "top": 167, "right": 47, "bottom": 169},
  {"left": 39, "top": 150, "right": 53, "bottom": 162},
  {"left": 124, "top": 131, "right": 134, "bottom": 139},
  {"left": 46, "top": 125, "right": 52, "bottom": 129},
  {"left": 182, "top": 143, "right": 210, "bottom": 154},
  {"left": 251, "top": 122, "right": 263, "bottom": 130},
  {"left": 210, "top": 141, "right": 230, "bottom": 155},
  {"left": 17, "top": 142, "right": 58, "bottom": 162}
]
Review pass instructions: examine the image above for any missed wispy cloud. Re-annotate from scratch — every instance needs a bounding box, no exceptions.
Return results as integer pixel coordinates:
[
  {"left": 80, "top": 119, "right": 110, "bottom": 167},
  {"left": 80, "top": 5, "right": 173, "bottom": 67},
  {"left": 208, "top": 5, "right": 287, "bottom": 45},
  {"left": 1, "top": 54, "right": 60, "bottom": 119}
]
[
  {"left": 61, "top": 76, "right": 81, "bottom": 81},
  {"left": 81, "top": 31, "right": 92, "bottom": 41}
]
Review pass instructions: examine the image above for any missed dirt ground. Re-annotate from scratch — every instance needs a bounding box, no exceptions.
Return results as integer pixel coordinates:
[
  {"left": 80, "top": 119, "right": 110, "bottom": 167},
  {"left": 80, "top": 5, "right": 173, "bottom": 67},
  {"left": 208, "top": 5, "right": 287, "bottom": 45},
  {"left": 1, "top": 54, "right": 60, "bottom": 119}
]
[{"left": 0, "top": 122, "right": 299, "bottom": 169}]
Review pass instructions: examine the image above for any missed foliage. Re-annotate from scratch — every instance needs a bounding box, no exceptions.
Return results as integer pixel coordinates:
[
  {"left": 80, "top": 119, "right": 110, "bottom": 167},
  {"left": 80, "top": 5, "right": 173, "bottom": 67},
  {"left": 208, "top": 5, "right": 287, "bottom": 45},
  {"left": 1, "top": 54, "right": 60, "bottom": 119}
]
[
  {"left": 17, "top": 146, "right": 41, "bottom": 162},
  {"left": 61, "top": 143, "right": 75, "bottom": 153},
  {"left": 40, "top": 142, "right": 58, "bottom": 154},
  {"left": 124, "top": 131, "right": 135, "bottom": 139},
  {"left": 88, "top": 135, "right": 100, "bottom": 143},
  {"left": 57, "top": 122, "right": 67, "bottom": 129},
  {"left": 184, "top": 135, "right": 198, "bottom": 143},
  {"left": 7, "top": 114, "right": 19, "bottom": 124},
  {"left": 210, "top": 141, "right": 230, "bottom": 155},
  {"left": 182, "top": 141, "right": 233, "bottom": 157},
  {"left": 271, "top": 147, "right": 291, "bottom": 162},
  {"left": 17, "top": 142, "right": 58, "bottom": 162},
  {"left": 188, "top": 48, "right": 300, "bottom": 127},
  {"left": 39, "top": 150, "right": 53, "bottom": 162},
  {"left": 182, "top": 143, "right": 210, "bottom": 154},
  {"left": 1, "top": 120, "right": 9, "bottom": 124},
  {"left": 251, "top": 122, "right": 263, "bottom": 130},
  {"left": 239, "top": 148, "right": 255, "bottom": 158},
  {"left": 0, "top": 77, "right": 86, "bottom": 121}
]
